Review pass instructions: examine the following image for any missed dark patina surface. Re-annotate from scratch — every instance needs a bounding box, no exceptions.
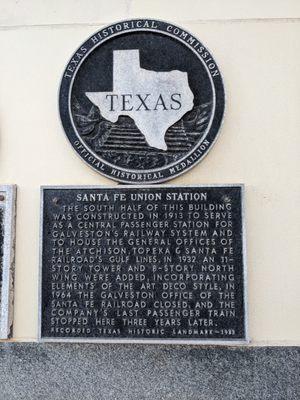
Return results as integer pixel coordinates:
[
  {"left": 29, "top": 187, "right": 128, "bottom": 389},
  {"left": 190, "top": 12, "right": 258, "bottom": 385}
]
[
  {"left": 40, "top": 185, "right": 246, "bottom": 342},
  {"left": 59, "top": 19, "right": 225, "bottom": 183}
]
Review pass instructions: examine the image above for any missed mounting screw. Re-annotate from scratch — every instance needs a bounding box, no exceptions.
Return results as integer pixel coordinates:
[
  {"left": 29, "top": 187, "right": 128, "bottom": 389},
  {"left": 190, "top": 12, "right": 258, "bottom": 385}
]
[{"left": 222, "top": 195, "right": 231, "bottom": 203}]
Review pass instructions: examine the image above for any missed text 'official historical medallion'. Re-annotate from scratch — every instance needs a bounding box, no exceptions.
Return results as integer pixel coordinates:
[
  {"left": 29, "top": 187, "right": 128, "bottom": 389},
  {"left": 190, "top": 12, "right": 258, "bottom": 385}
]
[{"left": 59, "top": 19, "right": 225, "bottom": 183}]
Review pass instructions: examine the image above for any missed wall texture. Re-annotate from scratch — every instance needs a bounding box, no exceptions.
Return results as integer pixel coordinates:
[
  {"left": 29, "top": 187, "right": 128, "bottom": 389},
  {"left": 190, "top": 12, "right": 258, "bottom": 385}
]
[
  {"left": 0, "top": 1, "right": 299, "bottom": 345},
  {"left": 0, "top": 343, "right": 299, "bottom": 399}
]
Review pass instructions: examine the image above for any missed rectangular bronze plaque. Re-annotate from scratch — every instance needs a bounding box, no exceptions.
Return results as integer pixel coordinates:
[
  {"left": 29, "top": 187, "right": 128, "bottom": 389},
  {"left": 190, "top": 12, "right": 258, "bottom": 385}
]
[
  {"left": 0, "top": 185, "right": 16, "bottom": 339},
  {"left": 39, "top": 185, "right": 248, "bottom": 343}
]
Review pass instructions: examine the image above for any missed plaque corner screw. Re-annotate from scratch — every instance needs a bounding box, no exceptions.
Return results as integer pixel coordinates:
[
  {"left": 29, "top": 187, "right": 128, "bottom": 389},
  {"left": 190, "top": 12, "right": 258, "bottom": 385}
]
[{"left": 222, "top": 195, "right": 231, "bottom": 203}]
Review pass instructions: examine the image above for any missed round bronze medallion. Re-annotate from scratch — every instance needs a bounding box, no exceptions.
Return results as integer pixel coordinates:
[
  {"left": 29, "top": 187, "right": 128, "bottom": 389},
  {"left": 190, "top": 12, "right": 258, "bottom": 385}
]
[{"left": 59, "top": 19, "right": 225, "bottom": 183}]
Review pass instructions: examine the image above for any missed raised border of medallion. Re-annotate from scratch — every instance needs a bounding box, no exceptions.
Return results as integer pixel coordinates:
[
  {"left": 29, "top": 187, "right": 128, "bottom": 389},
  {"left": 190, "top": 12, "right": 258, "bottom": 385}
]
[
  {"left": 0, "top": 185, "right": 17, "bottom": 339},
  {"left": 38, "top": 184, "right": 248, "bottom": 345}
]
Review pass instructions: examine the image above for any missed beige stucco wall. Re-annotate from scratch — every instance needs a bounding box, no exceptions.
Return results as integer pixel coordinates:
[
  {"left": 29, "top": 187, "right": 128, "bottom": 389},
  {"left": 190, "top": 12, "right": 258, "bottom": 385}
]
[{"left": 0, "top": 0, "right": 299, "bottom": 344}]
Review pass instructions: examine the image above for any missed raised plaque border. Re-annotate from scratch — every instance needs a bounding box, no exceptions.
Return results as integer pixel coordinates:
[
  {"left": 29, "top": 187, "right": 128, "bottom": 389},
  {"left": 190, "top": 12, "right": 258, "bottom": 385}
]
[
  {"left": 0, "top": 185, "right": 17, "bottom": 339},
  {"left": 39, "top": 184, "right": 249, "bottom": 345}
]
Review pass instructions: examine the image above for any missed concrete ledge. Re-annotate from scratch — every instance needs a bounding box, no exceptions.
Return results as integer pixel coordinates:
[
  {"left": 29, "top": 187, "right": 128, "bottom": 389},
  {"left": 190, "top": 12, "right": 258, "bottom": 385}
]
[{"left": 0, "top": 344, "right": 298, "bottom": 399}]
